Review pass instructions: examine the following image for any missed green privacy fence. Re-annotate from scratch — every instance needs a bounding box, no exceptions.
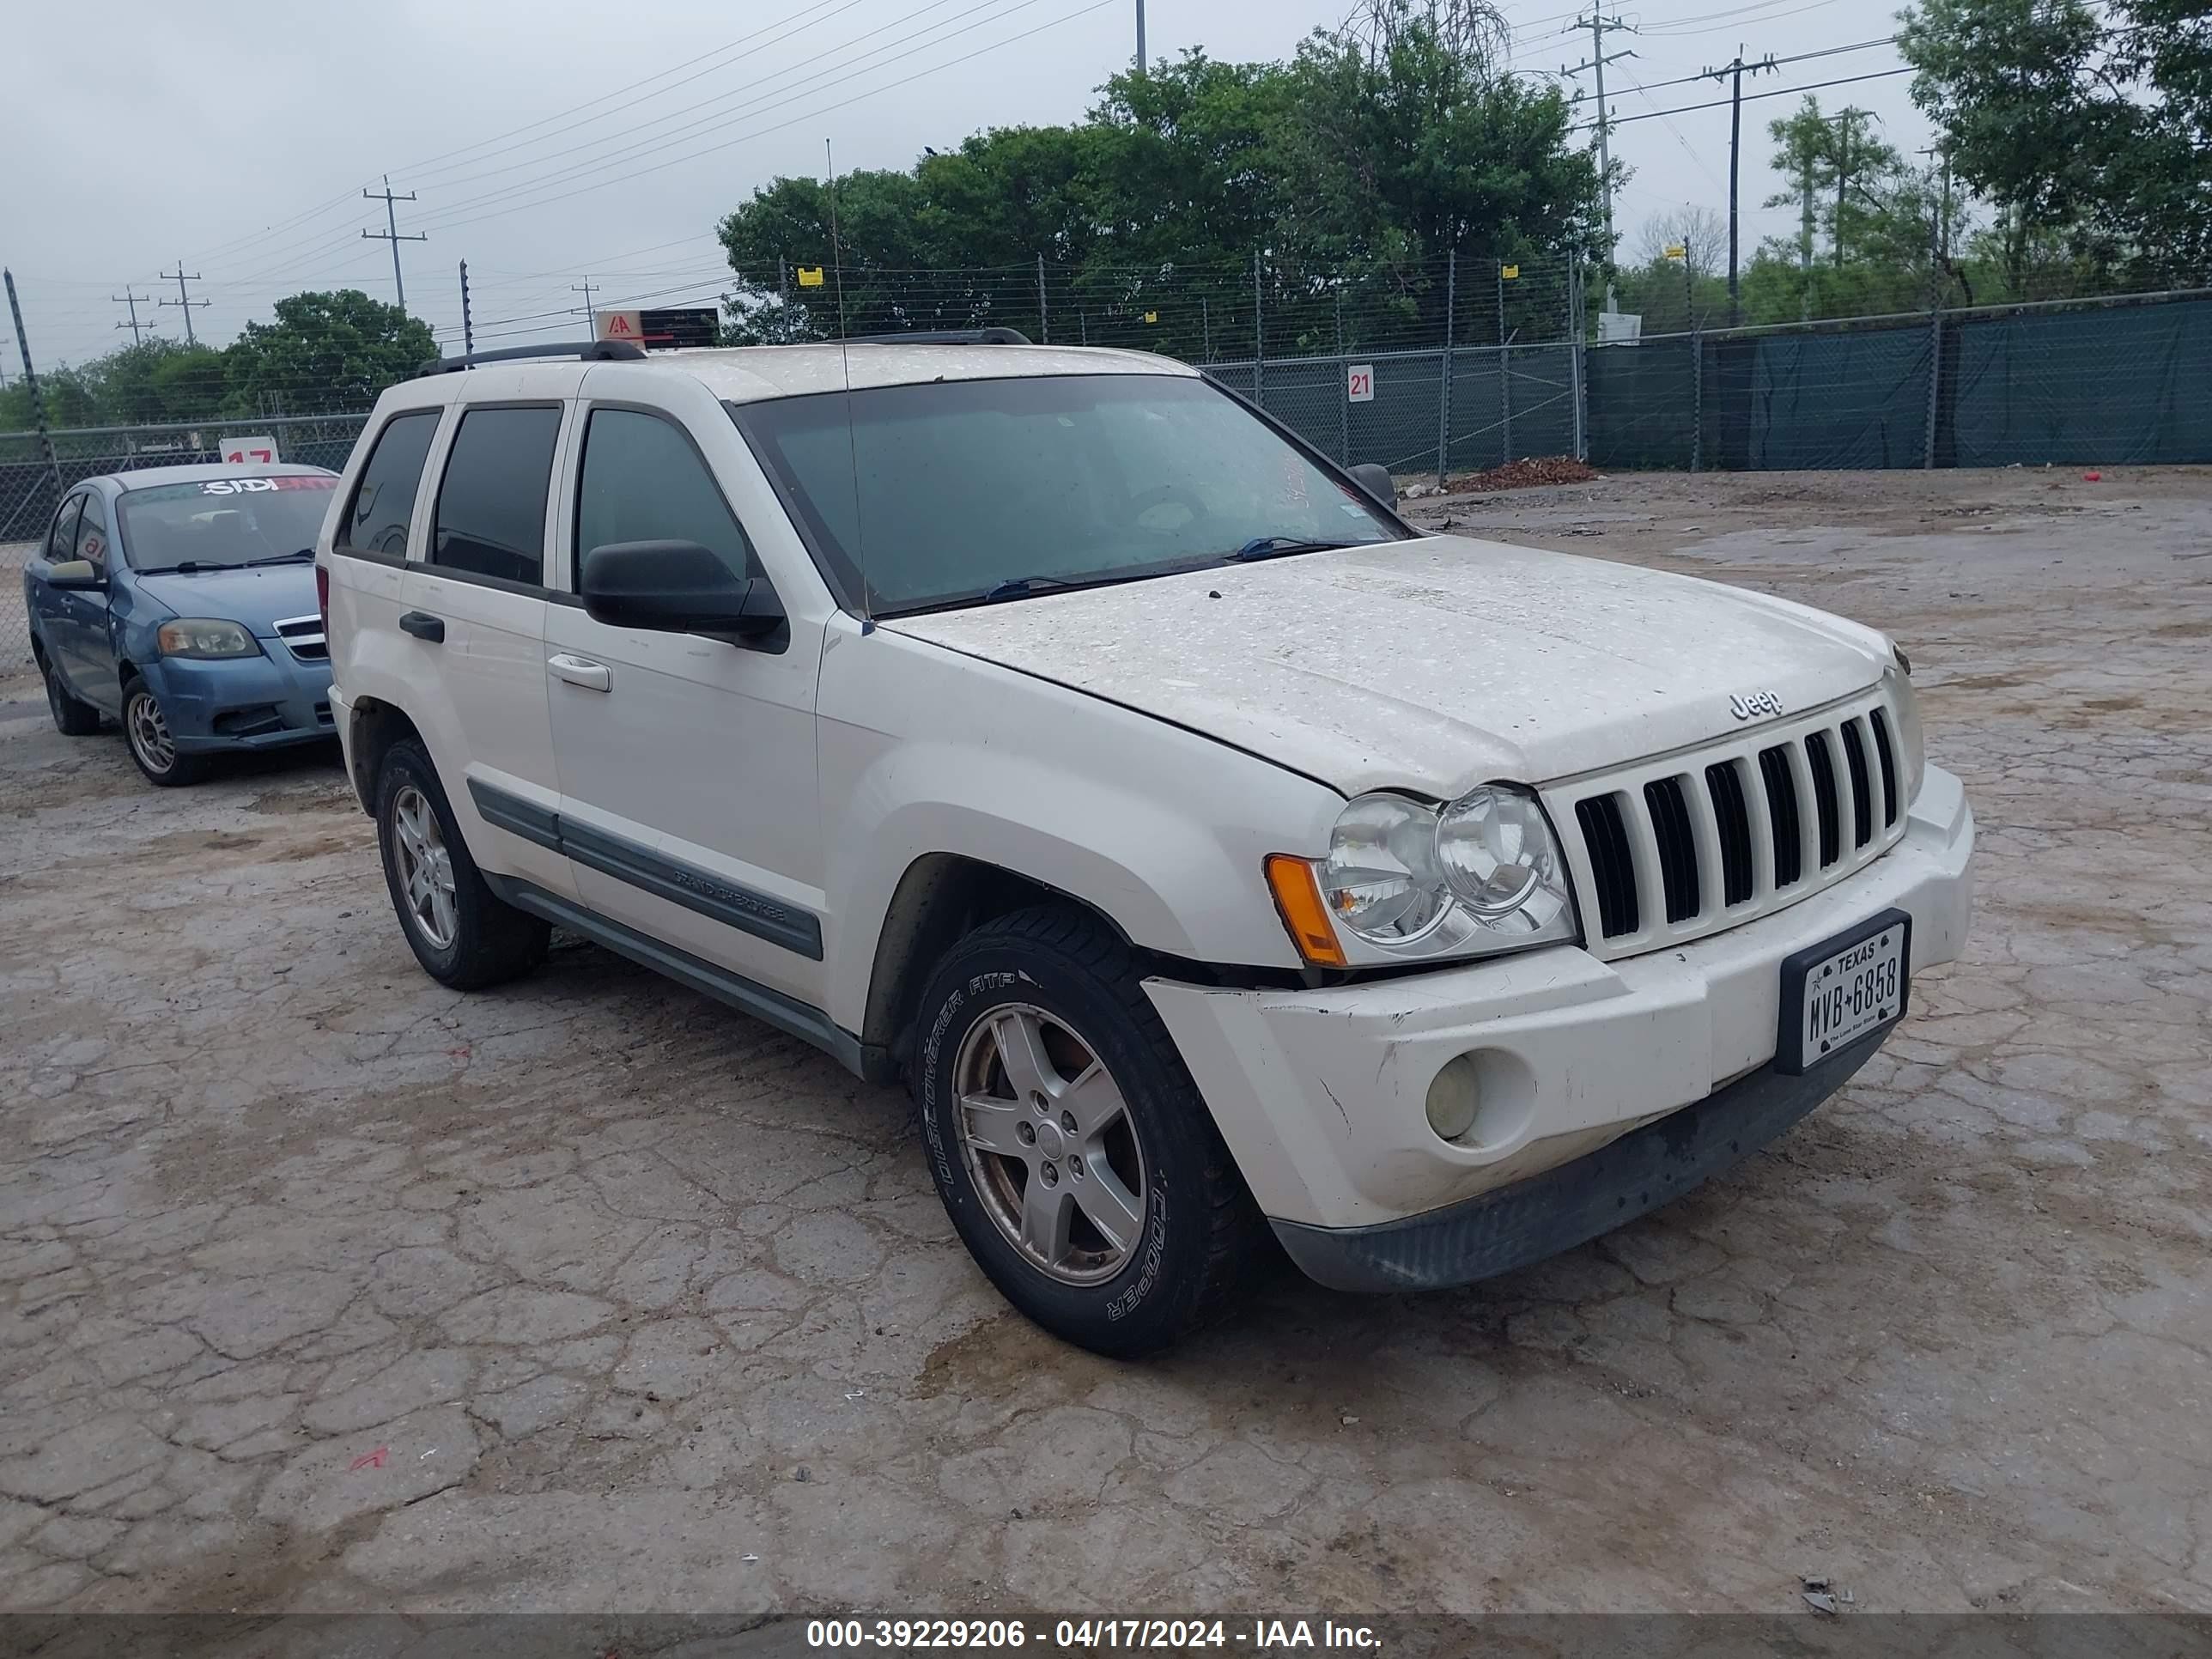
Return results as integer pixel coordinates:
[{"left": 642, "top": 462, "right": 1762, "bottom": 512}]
[
  {"left": 1577, "top": 291, "right": 2212, "bottom": 475},
  {"left": 1205, "top": 289, "right": 2212, "bottom": 478}
]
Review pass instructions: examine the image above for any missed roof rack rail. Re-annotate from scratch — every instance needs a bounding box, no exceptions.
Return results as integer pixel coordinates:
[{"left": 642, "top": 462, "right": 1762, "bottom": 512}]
[
  {"left": 420, "top": 340, "right": 648, "bottom": 374},
  {"left": 843, "top": 327, "right": 1032, "bottom": 346}
]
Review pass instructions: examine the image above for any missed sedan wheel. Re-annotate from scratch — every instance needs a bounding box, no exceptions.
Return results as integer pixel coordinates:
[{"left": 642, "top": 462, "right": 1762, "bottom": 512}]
[
  {"left": 120, "top": 678, "right": 205, "bottom": 786},
  {"left": 389, "top": 784, "right": 459, "bottom": 951},
  {"left": 953, "top": 1003, "right": 1148, "bottom": 1285},
  {"left": 126, "top": 690, "right": 176, "bottom": 775}
]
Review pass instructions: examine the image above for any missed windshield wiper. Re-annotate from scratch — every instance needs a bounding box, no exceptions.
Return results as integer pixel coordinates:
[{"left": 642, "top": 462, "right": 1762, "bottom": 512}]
[
  {"left": 980, "top": 575, "right": 1076, "bottom": 601},
  {"left": 1224, "top": 536, "right": 1367, "bottom": 562},
  {"left": 134, "top": 561, "right": 228, "bottom": 575},
  {"left": 243, "top": 549, "right": 314, "bottom": 568}
]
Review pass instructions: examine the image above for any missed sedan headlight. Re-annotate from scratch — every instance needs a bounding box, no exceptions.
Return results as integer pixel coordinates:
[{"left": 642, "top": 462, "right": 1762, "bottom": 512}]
[
  {"left": 157, "top": 618, "right": 260, "bottom": 659},
  {"left": 1881, "top": 662, "right": 1925, "bottom": 807},
  {"left": 1294, "top": 785, "right": 1578, "bottom": 965}
]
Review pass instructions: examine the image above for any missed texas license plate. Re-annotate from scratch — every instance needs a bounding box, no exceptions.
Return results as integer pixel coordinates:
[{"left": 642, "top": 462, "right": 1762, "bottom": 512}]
[{"left": 1776, "top": 908, "right": 1912, "bottom": 1074}]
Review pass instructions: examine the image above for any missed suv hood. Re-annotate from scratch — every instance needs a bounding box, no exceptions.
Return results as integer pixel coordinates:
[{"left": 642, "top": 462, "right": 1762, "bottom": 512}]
[
  {"left": 887, "top": 536, "right": 1893, "bottom": 796},
  {"left": 130, "top": 564, "right": 319, "bottom": 635}
]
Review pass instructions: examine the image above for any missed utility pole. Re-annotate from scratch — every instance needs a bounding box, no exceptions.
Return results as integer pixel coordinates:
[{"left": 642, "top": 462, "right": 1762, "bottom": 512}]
[
  {"left": 362, "top": 175, "right": 427, "bottom": 312},
  {"left": 459, "top": 261, "right": 476, "bottom": 356},
  {"left": 112, "top": 286, "right": 156, "bottom": 347},
  {"left": 1830, "top": 107, "right": 1871, "bottom": 268},
  {"left": 4, "top": 270, "right": 63, "bottom": 494},
  {"left": 1564, "top": 11, "right": 1635, "bottom": 306},
  {"left": 160, "top": 262, "right": 208, "bottom": 344},
  {"left": 1134, "top": 0, "right": 1146, "bottom": 73},
  {"left": 1702, "top": 46, "right": 1777, "bottom": 328},
  {"left": 572, "top": 278, "right": 599, "bottom": 337}
]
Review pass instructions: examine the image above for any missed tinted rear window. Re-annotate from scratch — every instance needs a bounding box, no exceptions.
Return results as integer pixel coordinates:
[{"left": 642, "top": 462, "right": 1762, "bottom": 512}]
[
  {"left": 119, "top": 477, "right": 339, "bottom": 570},
  {"left": 431, "top": 406, "right": 562, "bottom": 586},
  {"left": 338, "top": 410, "right": 441, "bottom": 557}
]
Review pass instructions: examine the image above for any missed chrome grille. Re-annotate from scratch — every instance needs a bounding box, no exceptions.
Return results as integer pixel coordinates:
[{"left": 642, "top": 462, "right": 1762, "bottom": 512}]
[
  {"left": 1546, "top": 691, "right": 1910, "bottom": 959},
  {"left": 273, "top": 614, "right": 327, "bottom": 661}
]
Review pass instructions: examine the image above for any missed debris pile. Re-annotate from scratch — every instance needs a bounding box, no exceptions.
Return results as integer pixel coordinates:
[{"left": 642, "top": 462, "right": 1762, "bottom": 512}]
[{"left": 1448, "top": 456, "right": 1598, "bottom": 494}]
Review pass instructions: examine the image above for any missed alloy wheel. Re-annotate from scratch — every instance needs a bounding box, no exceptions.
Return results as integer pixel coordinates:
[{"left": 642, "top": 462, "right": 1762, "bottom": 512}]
[
  {"left": 125, "top": 691, "right": 176, "bottom": 775},
  {"left": 390, "top": 785, "right": 459, "bottom": 951},
  {"left": 952, "top": 1003, "right": 1149, "bottom": 1285}
]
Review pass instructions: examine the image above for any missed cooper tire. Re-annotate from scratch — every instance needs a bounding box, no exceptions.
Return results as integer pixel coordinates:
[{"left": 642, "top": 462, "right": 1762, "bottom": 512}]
[
  {"left": 374, "top": 737, "right": 549, "bottom": 990},
  {"left": 912, "top": 904, "right": 1269, "bottom": 1357}
]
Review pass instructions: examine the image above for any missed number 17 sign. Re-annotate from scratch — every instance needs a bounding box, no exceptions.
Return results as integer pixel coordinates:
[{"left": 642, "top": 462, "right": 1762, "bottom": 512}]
[
  {"left": 221, "top": 434, "right": 281, "bottom": 465},
  {"left": 1346, "top": 363, "right": 1375, "bottom": 404}
]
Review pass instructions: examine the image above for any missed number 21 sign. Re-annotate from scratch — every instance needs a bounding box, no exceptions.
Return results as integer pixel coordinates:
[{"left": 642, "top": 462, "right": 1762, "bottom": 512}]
[{"left": 1346, "top": 363, "right": 1375, "bottom": 404}]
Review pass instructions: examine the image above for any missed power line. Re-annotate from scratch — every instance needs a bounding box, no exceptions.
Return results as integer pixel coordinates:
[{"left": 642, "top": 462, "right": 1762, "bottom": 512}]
[
  {"left": 1603, "top": 34, "right": 1897, "bottom": 98},
  {"left": 1575, "top": 64, "right": 1915, "bottom": 128},
  {"left": 393, "top": 0, "right": 865, "bottom": 180},
  {"left": 406, "top": 0, "right": 903, "bottom": 193},
  {"left": 404, "top": 0, "right": 1121, "bottom": 240},
  {"left": 408, "top": 0, "right": 1079, "bottom": 233}
]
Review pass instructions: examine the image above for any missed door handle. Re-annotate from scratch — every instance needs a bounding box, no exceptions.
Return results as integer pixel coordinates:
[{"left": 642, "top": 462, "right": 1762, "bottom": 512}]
[
  {"left": 548, "top": 653, "right": 612, "bottom": 692},
  {"left": 399, "top": 611, "right": 445, "bottom": 643}
]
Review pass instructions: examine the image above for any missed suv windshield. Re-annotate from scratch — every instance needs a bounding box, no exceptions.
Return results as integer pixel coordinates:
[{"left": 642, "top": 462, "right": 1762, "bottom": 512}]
[
  {"left": 118, "top": 477, "right": 337, "bottom": 571},
  {"left": 732, "top": 373, "right": 1401, "bottom": 615}
]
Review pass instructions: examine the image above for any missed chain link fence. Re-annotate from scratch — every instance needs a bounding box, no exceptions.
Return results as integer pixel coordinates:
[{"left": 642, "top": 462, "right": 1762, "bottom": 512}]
[
  {"left": 2, "top": 414, "right": 368, "bottom": 672},
  {"left": 6, "top": 273, "right": 2210, "bottom": 673}
]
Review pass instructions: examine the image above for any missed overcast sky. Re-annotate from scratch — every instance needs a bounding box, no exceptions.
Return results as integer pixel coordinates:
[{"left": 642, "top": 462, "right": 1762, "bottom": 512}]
[{"left": 1, "top": 0, "right": 1928, "bottom": 381}]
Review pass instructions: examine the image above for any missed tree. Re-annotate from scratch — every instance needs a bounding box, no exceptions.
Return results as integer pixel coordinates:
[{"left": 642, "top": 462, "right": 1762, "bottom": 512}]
[
  {"left": 1899, "top": 0, "right": 2211, "bottom": 286},
  {"left": 1632, "top": 207, "right": 1727, "bottom": 279},
  {"left": 226, "top": 290, "right": 435, "bottom": 416},
  {"left": 1763, "top": 98, "right": 1838, "bottom": 276},
  {"left": 714, "top": 15, "right": 1603, "bottom": 362}
]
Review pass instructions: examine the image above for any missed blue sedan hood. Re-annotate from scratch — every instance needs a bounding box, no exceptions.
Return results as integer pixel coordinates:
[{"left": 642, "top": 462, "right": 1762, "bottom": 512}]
[{"left": 131, "top": 564, "right": 320, "bottom": 635}]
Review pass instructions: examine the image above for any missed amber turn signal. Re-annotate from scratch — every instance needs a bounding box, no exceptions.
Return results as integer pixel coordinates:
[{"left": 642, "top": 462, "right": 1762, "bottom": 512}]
[{"left": 1264, "top": 854, "right": 1348, "bottom": 968}]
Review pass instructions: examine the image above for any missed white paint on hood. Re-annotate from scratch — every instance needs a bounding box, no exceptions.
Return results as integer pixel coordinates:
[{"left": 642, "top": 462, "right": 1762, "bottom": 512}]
[{"left": 887, "top": 535, "right": 1893, "bottom": 797}]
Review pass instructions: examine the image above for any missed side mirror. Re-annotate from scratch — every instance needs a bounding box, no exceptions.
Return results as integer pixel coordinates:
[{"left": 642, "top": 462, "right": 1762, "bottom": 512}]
[
  {"left": 46, "top": 559, "right": 103, "bottom": 591},
  {"left": 580, "top": 539, "right": 786, "bottom": 644},
  {"left": 1347, "top": 463, "right": 1398, "bottom": 508}
]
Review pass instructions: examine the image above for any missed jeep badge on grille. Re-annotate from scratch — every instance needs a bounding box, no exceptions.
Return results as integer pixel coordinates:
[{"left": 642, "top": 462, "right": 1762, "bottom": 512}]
[{"left": 1730, "top": 690, "right": 1785, "bottom": 721}]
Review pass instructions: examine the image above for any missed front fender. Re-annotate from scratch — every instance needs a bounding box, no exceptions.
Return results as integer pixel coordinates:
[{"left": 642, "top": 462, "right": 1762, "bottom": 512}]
[{"left": 817, "top": 622, "right": 1344, "bottom": 1035}]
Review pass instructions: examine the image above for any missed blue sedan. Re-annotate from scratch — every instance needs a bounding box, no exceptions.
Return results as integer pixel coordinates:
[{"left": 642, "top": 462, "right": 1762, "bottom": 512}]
[{"left": 24, "top": 462, "right": 343, "bottom": 787}]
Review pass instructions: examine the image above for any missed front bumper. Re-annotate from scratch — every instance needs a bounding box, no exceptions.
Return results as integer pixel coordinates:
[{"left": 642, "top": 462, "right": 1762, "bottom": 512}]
[
  {"left": 1145, "top": 763, "right": 1973, "bottom": 1237},
  {"left": 1272, "top": 1037, "right": 1878, "bottom": 1291},
  {"left": 147, "top": 646, "right": 335, "bottom": 753}
]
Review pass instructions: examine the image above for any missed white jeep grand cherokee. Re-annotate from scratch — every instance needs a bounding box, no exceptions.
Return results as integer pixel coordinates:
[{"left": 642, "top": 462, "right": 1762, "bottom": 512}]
[{"left": 319, "top": 333, "right": 1973, "bottom": 1356}]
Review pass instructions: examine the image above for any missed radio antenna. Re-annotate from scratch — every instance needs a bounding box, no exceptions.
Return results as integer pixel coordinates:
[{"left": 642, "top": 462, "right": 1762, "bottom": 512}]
[{"left": 826, "top": 137, "right": 869, "bottom": 629}]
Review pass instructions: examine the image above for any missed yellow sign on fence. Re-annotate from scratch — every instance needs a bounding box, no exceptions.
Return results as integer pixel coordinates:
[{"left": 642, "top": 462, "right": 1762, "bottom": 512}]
[
  {"left": 1665, "top": 244, "right": 1687, "bottom": 261},
  {"left": 1500, "top": 264, "right": 1520, "bottom": 279},
  {"left": 796, "top": 265, "right": 825, "bottom": 288},
  {"left": 1143, "top": 311, "right": 1158, "bottom": 323}
]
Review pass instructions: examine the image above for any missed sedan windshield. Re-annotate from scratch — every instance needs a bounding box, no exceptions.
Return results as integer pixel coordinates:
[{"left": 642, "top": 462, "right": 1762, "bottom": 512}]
[
  {"left": 118, "top": 477, "right": 338, "bottom": 571},
  {"left": 732, "top": 373, "right": 1401, "bottom": 615}
]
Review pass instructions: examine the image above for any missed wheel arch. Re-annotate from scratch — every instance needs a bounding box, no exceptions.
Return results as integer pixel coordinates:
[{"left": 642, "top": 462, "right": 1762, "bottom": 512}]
[
  {"left": 860, "top": 853, "right": 1139, "bottom": 1079},
  {"left": 346, "top": 696, "right": 425, "bottom": 817}
]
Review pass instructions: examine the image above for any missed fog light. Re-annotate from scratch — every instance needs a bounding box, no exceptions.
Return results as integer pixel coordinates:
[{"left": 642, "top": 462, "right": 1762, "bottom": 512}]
[{"left": 1425, "top": 1054, "right": 1481, "bottom": 1142}]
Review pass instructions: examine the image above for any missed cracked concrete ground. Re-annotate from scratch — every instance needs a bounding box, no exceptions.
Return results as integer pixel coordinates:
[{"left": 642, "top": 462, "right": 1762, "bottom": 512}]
[{"left": 2, "top": 466, "right": 2208, "bottom": 1617}]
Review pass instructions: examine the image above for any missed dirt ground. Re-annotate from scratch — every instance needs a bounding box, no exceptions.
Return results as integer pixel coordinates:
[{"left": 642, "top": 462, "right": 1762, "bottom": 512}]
[{"left": 2, "top": 466, "right": 2208, "bottom": 1619}]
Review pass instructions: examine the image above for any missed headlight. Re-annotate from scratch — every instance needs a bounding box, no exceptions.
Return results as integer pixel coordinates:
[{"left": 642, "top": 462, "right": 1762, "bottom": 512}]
[
  {"left": 1881, "top": 663, "right": 1925, "bottom": 807},
  {"left": 1305, "top": 785, "right": 1579, "bottom": 964},
  {"left": 156, "top": 618, "right": 260, "bottom": 659}
]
